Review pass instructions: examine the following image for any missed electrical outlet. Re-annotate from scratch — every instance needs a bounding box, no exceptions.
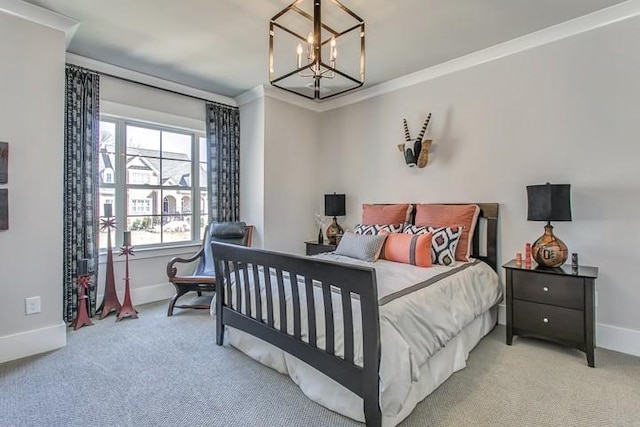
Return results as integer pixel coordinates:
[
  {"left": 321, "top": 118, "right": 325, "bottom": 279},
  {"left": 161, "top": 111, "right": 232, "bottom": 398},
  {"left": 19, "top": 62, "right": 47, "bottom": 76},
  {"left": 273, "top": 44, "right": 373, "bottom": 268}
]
[{"left": 25, "top": 296, "right": 41, "bottom": 315}]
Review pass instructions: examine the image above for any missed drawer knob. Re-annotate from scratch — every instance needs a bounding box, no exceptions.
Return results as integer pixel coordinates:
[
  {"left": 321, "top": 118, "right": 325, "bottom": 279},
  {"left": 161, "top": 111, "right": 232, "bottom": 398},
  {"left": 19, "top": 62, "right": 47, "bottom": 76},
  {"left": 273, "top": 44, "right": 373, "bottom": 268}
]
[
  {"left": 543, "top": 317, "right": 549, "bottom": 323},
  {"left": 543, "top": 286, "right": 549, "bottom": 292}
]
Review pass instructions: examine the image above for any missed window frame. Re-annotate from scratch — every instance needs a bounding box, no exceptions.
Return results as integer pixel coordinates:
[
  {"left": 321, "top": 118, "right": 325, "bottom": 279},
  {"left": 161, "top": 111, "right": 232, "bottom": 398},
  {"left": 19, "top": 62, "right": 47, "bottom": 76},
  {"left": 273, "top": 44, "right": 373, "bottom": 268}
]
[{"left": 99, "top": 116, "right": 207, "bottom": 250}]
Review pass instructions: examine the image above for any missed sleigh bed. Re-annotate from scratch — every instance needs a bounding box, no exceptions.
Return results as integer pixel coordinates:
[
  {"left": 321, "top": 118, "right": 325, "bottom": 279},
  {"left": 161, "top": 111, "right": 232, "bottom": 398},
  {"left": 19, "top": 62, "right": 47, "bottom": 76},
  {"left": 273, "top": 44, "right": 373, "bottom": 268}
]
[{"left": 212, "top": 203, "right": 500, "bottom": 427}]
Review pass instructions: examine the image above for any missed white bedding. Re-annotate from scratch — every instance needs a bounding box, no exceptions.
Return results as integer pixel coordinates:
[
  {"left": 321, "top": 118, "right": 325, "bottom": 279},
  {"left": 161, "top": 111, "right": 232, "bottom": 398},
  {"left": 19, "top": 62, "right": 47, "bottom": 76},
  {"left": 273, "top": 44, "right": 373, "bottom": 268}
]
[{"left": 220, "top": 255, "right": 502, "bottom": 426}]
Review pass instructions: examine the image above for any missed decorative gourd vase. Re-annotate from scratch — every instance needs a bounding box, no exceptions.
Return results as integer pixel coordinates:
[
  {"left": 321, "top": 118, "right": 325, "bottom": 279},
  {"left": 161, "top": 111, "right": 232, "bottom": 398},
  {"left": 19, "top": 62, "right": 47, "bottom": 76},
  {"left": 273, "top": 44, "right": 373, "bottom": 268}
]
[
  {"left": 531, "top": 224, "right": 568, "bottom": 268},
  {"left": 326, "top": 217, "right": 344, "bottom": 245}
]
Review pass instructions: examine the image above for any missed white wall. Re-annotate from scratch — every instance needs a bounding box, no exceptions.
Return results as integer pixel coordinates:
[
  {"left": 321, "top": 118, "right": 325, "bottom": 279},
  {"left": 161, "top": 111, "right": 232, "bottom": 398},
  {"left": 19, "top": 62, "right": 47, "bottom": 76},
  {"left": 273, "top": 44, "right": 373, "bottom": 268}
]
[
  {"left": 317, "top": 16, "right": 640, "bottom": 345},
  {"left": 0, "top": 12, "right": 67, "bottom": 362},
  {"left": 239, "top": 97, "right": 265, "bottom": 248},
  {"left": 263, "top": 97, "right": 320, "bottom": 254}
]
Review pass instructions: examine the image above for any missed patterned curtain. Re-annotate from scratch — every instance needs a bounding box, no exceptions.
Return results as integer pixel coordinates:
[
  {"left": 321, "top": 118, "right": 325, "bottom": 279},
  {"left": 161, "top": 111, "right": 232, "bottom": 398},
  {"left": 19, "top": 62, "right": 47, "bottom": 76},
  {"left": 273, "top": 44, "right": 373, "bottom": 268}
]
[
  {"left": 205, "top": 102, "right": 240, "bottom": 222},
  {"left": 63, "top": 65, "right": 100, "bottom": 322}
]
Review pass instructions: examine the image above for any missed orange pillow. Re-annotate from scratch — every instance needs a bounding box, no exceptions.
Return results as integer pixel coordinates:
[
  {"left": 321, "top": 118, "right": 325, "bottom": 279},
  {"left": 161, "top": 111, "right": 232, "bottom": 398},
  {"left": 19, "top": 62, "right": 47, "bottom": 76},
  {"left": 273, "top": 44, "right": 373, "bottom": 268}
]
[
  {"left": 362, "top": 204, "right": 412, "bottom": 225},
  {"left": 381, "top": 232, "right": 433, "bottom": 267},
  {"left": 414, "top": 204, "right": 480, "bottom": 262}
]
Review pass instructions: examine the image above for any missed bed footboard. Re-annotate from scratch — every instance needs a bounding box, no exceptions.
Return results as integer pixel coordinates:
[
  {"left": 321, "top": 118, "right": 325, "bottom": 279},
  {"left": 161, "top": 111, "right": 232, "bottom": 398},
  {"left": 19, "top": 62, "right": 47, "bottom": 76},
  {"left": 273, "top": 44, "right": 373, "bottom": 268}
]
[{"left": 211, "top": 242, "right": 381, "bottom": 427}]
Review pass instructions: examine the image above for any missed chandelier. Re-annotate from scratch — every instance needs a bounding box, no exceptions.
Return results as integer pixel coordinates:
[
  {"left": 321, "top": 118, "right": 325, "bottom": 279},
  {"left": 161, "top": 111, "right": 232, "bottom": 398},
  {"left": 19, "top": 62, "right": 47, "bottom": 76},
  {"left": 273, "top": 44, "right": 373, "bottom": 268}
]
[{"left": 269, "top": 0, "right": 365, "bottom": 100}]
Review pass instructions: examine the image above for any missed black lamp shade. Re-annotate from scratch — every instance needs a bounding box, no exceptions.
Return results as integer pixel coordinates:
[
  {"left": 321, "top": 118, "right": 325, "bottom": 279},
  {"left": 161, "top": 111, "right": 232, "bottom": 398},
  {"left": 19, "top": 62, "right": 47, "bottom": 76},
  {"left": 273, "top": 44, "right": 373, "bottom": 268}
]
[
  {"left": 325, "top": 194, "right": 346, "bottom": 217},
  {"left": 527, "top": 183, "right": 572, "bottom": 222}
]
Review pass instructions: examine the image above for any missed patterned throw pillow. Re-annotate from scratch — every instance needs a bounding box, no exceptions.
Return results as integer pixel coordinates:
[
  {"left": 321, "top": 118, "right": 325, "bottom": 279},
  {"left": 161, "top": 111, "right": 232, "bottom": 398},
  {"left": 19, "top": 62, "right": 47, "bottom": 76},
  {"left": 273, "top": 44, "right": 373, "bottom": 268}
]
[
  {"left": 403, "top": 225, "right": 463, "bottom": 266},
  {"left": 334, "top": 231, "right": 387, "bottom": 262},
  {"left": 381, "top": 232, "right": 433, "bottom": 267},
  {"left": 353, "top": 223, "right": 403, "bottom": 235}
]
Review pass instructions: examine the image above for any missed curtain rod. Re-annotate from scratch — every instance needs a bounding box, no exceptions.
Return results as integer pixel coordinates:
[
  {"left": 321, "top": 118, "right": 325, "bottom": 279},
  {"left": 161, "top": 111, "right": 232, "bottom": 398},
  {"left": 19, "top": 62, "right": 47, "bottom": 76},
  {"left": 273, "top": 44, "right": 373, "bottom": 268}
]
[{"left": 65, "top": 63, "right": 237, "bottom": 109}]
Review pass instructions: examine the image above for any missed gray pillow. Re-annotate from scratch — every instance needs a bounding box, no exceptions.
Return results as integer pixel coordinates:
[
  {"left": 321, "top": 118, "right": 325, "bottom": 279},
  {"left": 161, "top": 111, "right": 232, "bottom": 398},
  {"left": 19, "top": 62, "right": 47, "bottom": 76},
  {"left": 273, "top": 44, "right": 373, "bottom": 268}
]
[{"left": 334, "top": 231, "right": 387, "bottom": 262}]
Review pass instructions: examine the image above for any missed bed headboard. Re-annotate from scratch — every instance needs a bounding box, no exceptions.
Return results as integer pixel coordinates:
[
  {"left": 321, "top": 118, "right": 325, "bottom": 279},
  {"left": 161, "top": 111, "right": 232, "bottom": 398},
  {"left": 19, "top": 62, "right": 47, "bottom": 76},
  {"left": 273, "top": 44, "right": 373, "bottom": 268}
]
[
  {"left": 459, "top": 202, "right": 498, "bottom": 272},
  {"left": 403, "top": 202, "right": 498, "bottom": 271}
]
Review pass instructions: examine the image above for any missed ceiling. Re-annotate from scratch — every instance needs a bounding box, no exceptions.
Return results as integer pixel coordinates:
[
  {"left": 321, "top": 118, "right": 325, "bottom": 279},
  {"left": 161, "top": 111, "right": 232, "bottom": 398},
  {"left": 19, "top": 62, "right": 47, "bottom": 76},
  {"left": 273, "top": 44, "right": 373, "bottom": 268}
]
[{"left": 23, "top": 0, "right": 626, "bottom": 98}]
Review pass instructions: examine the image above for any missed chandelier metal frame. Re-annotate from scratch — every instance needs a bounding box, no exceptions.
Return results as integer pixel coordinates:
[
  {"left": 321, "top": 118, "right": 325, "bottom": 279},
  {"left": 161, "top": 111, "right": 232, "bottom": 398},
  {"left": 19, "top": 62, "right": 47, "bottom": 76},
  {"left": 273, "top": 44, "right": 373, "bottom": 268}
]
[{"left": 269, "top": 0, "right": 365, "bottom": 100}]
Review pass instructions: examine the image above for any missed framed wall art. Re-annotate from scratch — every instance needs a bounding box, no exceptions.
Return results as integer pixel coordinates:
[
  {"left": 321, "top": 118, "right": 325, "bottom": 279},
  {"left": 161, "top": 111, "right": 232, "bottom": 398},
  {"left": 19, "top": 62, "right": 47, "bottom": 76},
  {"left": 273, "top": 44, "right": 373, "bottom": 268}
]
[{"left": 0, "top": 142, "right": 7, "bottom": 184}]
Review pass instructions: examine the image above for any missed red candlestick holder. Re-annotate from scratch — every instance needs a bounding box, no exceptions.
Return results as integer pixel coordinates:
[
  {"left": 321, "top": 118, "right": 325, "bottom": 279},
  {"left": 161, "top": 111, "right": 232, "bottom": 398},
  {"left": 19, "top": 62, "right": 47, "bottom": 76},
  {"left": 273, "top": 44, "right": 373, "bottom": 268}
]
[
  {"left": 70, "top": 274, "right": 94, "bottom": 330},
  {"left": 97, "top": 217, "right": 122, "bottom": 318},
  {"left": 116, "top": 242, "right": 138, "bottom": 321}
]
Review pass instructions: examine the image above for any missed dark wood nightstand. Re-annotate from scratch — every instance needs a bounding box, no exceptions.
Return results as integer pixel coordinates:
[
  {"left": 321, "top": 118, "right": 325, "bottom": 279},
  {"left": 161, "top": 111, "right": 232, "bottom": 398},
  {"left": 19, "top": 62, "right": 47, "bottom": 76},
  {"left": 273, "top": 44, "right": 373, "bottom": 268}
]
[
  {"left": 503, "top": 259, "right": 599, "bottom": 367},
  {"left": 305, "top": 241, "right": 336, "bottom": 256}
]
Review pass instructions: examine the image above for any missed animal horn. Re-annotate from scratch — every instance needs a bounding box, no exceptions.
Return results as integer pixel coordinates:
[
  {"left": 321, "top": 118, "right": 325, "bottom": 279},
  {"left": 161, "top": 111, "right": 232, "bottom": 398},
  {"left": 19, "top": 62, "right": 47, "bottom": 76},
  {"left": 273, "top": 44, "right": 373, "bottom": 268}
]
[
  {"left": 403, "top": 119, "right": 411, "bottom": 142},
  {"left": 417, "top": 113, "right": 432, "bottom": 142}
]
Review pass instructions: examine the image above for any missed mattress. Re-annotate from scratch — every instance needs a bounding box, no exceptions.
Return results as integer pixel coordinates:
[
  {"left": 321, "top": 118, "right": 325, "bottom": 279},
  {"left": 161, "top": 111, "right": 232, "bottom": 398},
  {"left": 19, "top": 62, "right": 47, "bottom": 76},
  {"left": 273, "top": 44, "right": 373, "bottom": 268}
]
[{"left": 219, "top": 255, "right": 502, "bottom": 426}]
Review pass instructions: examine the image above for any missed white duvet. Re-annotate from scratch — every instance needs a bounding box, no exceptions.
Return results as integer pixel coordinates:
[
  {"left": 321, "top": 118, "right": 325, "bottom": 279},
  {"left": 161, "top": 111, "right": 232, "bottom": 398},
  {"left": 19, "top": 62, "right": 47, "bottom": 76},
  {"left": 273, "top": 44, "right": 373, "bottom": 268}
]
[{"left": 221, "top": 255, "right": 502, "bottom": 424}]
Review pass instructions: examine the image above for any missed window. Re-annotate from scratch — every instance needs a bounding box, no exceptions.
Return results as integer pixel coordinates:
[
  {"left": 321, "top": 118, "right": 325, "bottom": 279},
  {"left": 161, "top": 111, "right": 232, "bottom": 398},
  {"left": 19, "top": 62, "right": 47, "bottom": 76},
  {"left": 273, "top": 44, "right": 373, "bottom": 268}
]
[
  {"left": 104, "top": 169, "right": 114, "bottom": 183},
  {"left": 98, "top": 118, "right": 207, "bottom": 249},
  {"left": 131, "top": 199, "right": 151, "bottom": 214}
]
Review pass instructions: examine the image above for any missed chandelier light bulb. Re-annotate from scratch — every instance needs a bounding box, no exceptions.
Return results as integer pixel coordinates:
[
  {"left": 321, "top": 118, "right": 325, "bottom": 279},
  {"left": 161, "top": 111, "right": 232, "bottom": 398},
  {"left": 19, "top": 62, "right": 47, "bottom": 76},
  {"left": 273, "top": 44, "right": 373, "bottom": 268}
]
[
  {"left": 330, "top": 36, "right": 337, "bottom": 61},
  {"left": 296, "top": 43, "right": 303, "bottom": 68}
]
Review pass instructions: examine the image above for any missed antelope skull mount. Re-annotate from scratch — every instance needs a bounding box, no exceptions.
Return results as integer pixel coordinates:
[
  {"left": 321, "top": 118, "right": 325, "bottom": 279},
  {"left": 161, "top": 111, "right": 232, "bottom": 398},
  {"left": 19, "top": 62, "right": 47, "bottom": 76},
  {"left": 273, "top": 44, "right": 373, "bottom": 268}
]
[{"left": 397, "top": 114, "right": 432, "bottom": 168}]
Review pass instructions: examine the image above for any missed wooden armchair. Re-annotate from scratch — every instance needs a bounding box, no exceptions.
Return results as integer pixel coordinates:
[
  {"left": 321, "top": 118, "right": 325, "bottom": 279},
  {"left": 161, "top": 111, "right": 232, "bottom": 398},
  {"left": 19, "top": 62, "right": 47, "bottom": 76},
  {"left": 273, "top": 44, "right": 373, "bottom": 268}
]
[{"left": 166, "top": 221, "right": 253, "bottom": 316}]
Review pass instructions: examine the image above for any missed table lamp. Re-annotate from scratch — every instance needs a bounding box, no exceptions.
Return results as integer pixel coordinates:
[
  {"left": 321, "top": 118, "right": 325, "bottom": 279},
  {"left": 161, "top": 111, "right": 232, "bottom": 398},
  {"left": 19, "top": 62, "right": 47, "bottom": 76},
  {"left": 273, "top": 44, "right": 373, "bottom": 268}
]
[
  {"left": 325, "top": 193, "right": 345, "bottom": 245},
  {"left": 527, "top": 183, "right": 572, "bottom": 268}
]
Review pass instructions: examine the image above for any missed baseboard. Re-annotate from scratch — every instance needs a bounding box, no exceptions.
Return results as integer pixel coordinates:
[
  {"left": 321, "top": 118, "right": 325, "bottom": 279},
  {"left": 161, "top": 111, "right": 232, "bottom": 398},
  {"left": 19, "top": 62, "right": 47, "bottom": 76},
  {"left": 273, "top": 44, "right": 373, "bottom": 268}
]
[
  {"left": 498, "top": 303, "right": 506, "bottom": 325},
  {"left": 130, "top": 282, "right": 175, "bottom": 306},
  {"left": 97, "top": 282, "right": 176, "bottom": 307},
  {"left": 0, "top": 322, "right": 66, "bottom": 364},
  {"left": 597, "top": 323, "right": 640, "bottom": 357}
]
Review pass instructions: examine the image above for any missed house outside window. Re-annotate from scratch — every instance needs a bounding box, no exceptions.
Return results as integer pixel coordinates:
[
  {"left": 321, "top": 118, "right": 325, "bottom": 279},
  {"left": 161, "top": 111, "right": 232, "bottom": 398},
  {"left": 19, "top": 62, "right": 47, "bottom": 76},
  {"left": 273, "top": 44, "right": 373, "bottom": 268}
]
[{"left": 98, "top": 118, "right": 208, "bottom": 249}]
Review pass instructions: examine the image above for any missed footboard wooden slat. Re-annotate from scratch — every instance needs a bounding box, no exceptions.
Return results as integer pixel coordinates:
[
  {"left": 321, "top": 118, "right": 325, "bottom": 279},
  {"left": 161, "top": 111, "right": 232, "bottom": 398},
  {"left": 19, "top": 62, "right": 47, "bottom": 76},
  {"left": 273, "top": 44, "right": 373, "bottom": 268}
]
[
  {"left": 341, "top": 290, "right": 355, "bottom": 364},
  {"left": 233, "top": 262, "right": 242, "bottom": 312},
  {"left": 322, "top": 282, "right": 335, "bottom": 355},
  {"left": 276, "top": 269, "right": 287, "bottom": 333},
  {"left": 242, "top": 263, "right": 252, "bottom": 317},
  {"left": 225, "top": 261, "right": 233, "bottom": 312},
  {"left": 305, "top": 276, "right": 317, "bottom": 347},
  {"left": 290, "top": 273, "right": 302, "bottom": 339},
  {"left": 252, "top": 263, "right": 262, "bottom": 322},
  {"left": 264, "top": 267, "right": 274, "bottom": 327},
  {"left": 212, "top": 243, "right": 382, "bottom": 427}
]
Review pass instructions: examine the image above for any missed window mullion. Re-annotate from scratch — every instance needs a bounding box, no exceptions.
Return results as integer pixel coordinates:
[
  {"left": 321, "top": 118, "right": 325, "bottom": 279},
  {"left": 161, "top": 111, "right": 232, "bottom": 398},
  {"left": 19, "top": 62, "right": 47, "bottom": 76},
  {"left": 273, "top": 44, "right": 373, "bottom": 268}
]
[
  {"left": 191, "top": 133, "right": 199, "bottom": 242},
  {"left": 115, "top": 118, "right": 127, "bottom": 247}
]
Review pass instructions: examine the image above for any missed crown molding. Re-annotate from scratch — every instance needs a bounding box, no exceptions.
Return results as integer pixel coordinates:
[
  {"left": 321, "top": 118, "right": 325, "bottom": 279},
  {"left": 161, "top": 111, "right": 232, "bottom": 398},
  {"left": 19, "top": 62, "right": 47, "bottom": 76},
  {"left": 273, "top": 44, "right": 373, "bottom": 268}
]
[
  {"left": 314, "top": 0, "right": 640, "bottom": 112},
  {"left": 236, "top": 85, "right": 323, "bottom": 112},
  {"left": 0, "top": 0, "right": 79, "bottom": 48},
  {"left": 235, "top": 85, "right": 265, "bottom": 107},
  {"left": 66, "top": 53, "right": 237, "bottom": 106}
]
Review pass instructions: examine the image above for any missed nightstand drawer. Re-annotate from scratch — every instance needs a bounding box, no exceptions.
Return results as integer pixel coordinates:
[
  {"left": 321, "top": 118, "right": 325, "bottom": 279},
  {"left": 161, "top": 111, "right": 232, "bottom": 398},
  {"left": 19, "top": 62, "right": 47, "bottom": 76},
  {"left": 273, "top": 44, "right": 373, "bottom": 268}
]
[
  {"left": 512, "top": 270, "right": 584, "bottom": 309},
  {"left": 513, "top": 300, "right": 584, "bottom": 342}
]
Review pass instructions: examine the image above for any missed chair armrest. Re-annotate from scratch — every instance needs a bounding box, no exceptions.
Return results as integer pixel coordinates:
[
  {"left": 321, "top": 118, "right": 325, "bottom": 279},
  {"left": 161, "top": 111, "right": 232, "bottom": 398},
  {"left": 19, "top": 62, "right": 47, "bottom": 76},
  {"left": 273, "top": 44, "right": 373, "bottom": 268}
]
[{"left": 166, "top": 247, "right": 204, "bottom": 280}]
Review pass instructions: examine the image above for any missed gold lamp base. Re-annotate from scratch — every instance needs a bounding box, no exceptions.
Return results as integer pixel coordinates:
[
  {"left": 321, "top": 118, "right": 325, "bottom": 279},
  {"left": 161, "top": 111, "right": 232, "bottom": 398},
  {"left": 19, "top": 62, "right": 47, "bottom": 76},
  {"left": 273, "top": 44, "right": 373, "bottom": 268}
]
[
  {"left": 531, "top": 223, "right": 568, "bottom": 268},
  {"left": 326, "top": 217, "right": 344, "bottom": 245}
]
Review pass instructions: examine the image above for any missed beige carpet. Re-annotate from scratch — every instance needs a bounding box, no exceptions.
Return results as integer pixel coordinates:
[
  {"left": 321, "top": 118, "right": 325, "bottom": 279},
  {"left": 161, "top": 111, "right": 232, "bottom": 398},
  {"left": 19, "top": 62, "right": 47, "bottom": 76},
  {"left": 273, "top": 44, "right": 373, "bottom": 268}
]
[{"left": 1, "top": 298, "right": 639, "bottom": 426}]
